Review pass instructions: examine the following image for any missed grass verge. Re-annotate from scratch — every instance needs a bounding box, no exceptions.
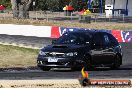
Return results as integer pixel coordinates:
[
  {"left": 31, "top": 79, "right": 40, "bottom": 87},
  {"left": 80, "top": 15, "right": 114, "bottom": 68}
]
[
  {"left": 0, "top": 18, "right": 132, "bottom": 30},
  {"left": 0, "top": 44, "right": 39, "bottom": 68}
]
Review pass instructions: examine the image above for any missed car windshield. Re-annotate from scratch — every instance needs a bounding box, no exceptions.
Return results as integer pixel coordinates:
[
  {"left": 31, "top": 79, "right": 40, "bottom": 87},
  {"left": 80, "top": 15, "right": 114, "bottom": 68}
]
[{"left": 54, "top": 32, "right": 91, "bottom": 44}]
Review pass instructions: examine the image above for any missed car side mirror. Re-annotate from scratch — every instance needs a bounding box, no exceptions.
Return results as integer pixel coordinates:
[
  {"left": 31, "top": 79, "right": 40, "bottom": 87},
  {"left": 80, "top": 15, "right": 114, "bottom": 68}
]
[
  {"left": 86, "top": 42, "right": 90, "bottom": 44},
  {"left": 52, "top": 39, "right": 57, "bottom": 44},
  {"left": 94, "top": 43, "right": 100, "bottom": 46},
  {"left": 92, "top": 43, "right": 102, "bottom": 49}
]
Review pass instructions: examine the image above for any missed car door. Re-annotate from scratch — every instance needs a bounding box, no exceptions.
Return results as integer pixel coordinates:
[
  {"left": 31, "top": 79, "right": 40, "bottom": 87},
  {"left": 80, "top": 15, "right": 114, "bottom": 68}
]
[
  {"left": 101, "top": 33, "right": 115, "bottom": 64},
  {"left": 107, "top": 33, "right": 119, "bottom": 62},
  {"left": 91, "top": 32, "right": 104, "bottom": 65}
]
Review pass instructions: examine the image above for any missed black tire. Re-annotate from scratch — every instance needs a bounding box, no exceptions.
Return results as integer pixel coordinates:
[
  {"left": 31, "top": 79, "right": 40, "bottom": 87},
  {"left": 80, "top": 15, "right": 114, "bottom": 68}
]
[
  {"left": 111, "top": 55, "right": 121, "bottom": 69},
  {"left": 83, "top": 56, "right": 92, "bottom": 71},
  {"left": 71, "top": 66, "right": 82, "bottom": 71},
  {"left": 39, "top": 66, "right": 51, "bottom": 71}
]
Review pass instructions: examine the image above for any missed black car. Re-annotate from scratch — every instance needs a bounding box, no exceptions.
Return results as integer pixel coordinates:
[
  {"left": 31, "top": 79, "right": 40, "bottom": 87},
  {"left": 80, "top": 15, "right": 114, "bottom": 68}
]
[{"left": 37, "top": 30, "right": 122, "bottom": 71}]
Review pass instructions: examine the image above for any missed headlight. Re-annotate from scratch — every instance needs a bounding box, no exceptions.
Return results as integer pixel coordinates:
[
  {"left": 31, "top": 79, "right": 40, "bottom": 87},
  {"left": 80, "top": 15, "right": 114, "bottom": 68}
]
[
  {"left": 39, "top": 51, "right": 46, "bottom": 56},
  {"left": 65, "top": 52, "right": 78, "bottom": 56},
  {"left": 119, "top": 45, "right": 122, "bottom": 48}
]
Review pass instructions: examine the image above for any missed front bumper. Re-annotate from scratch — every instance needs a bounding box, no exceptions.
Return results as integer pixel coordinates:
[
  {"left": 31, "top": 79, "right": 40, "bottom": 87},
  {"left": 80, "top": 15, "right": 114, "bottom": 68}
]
[{"left": 37, "top": 56, "right": 81, "bottom": 68}]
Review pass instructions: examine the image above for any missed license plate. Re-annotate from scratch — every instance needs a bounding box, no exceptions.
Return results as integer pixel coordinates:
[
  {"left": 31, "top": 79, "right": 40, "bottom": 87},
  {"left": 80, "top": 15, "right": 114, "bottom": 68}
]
[{"left": 48, "top": 58, "right": 58, "bottom": 62}]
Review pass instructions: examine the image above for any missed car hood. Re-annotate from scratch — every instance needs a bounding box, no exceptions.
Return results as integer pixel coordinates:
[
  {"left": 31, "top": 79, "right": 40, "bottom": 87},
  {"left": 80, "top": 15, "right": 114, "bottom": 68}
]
[{"left": 41, "top": 44, "right": 87, "bottom": 53}]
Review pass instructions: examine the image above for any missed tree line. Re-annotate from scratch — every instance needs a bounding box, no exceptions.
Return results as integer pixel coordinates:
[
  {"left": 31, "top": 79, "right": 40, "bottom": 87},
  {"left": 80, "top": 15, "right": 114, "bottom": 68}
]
[
  {"left": 0, "top": 0, "right": 104, "bottom": 18},
  {"left": 1, "top": 0, "right": 104, "bottom": 11}
]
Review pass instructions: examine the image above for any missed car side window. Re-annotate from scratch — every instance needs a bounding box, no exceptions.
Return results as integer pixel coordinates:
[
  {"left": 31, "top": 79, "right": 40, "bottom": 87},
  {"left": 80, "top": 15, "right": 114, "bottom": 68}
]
[
  {"left": 104, "top": 35, "right": 109, "bottom": 44},
  {"left": 93, "top": 33, "right": 103, "bottom": 47},
  {"left": 102, "top": 33, "right": 110, "bottom": 47}
]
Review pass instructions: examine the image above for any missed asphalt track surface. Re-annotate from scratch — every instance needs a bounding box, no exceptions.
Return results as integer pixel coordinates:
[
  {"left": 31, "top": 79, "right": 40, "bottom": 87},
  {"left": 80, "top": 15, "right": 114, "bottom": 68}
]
[{"left": 0, "top": 35, "right": 132, "bottom": 79}]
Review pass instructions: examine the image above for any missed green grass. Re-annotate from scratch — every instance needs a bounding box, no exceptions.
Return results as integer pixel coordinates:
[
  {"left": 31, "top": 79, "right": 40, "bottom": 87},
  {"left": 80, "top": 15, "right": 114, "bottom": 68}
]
[{"left": 0, "top": 44, "right": 39, "bottom": 68}]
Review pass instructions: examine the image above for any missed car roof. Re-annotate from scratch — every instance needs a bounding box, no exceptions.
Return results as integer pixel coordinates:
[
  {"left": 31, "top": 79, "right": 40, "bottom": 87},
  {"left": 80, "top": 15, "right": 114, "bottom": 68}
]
[{"left": 66, "top": 29, "right": 107, "bottom": 34}]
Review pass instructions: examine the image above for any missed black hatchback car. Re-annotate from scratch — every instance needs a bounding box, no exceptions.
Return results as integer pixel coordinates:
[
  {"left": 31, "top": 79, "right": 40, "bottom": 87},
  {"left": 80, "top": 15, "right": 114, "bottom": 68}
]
[{"left": 37, "top": 30, "right": 122, "bottom": 71}]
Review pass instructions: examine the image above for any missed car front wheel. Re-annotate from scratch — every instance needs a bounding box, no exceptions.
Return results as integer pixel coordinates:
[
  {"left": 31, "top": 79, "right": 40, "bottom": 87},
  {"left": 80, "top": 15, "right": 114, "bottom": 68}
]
[
  {"left": 83, "top": 56, "right": 93, "bottom": 70},
  {"left": 39, "top": 66, "right": 51, "bottom": 71},
  {"left": 111, "top": 55, "right": 121, "bottom": 69}
]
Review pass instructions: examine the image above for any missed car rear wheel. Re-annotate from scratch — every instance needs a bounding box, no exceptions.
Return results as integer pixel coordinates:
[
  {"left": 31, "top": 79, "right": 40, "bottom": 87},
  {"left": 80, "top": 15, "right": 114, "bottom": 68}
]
[
  {"left": 39, "top": 66, "right": 51, "bottom": 71},
  {"left": 111, "top": 55, "right": 121, "bottom": 69}
]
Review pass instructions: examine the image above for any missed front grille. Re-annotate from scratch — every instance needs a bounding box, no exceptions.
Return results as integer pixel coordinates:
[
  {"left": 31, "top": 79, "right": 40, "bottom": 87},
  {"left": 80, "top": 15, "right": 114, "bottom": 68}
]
[
  {"left": 45, "top": 62, "right": 66, "bottom": 65},
  {"left": 46, "top": 52, "right": 65, "bottom": 57}
]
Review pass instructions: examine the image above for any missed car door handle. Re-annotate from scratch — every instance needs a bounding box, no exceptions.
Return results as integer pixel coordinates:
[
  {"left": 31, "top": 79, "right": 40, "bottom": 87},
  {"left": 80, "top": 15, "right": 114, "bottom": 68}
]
[{"left": 107, "top": 48, "right": 113, "bottom": 52}]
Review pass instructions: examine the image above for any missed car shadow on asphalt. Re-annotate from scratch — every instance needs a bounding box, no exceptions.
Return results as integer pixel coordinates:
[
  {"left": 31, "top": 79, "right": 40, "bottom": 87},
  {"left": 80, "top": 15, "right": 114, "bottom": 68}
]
[
  {"left": 51, "top": 67, "right": 132, "bottom": 72},
  {"left": 116, "top": 67, "right": 132, "bottom": 70},
  {"left": 50, "top": 68, "right": 110, "bottom": 72}
]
